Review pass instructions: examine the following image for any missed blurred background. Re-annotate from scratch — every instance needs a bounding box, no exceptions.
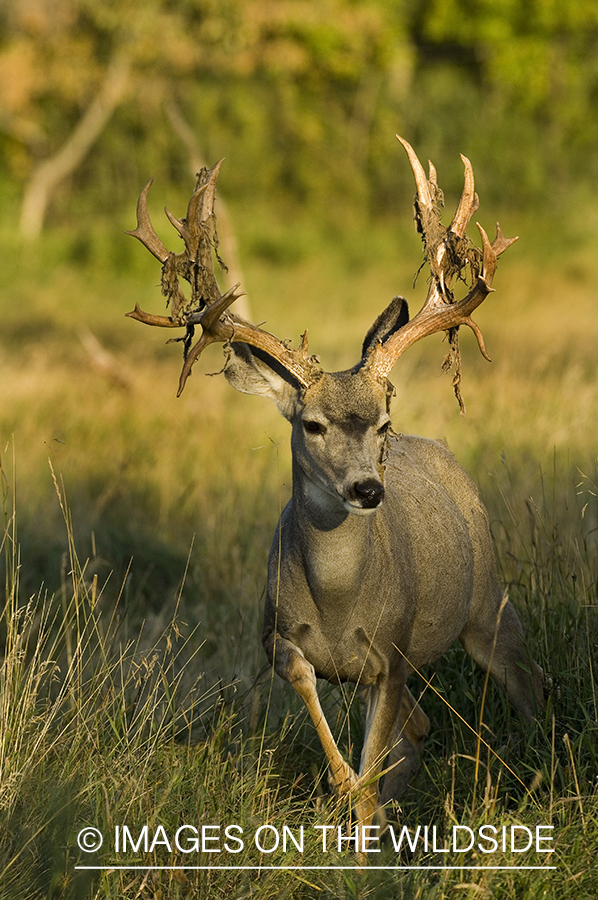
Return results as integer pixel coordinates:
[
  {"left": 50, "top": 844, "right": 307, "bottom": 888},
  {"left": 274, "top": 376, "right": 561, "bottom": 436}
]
[
  {"left": 4, "top": 0, "right": 598, "bottom": 227},
  {"left": 1, "top": 0, "right": 596, "bottom": 682}
]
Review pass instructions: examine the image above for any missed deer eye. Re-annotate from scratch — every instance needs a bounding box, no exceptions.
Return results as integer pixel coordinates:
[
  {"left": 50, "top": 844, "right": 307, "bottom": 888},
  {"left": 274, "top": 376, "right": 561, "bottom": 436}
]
[
  {"left": 303, "top": 420, "right": 326, "bottom": 436},
  {"left": 378, "top": 421, "right": 391, "bottom": 437}
]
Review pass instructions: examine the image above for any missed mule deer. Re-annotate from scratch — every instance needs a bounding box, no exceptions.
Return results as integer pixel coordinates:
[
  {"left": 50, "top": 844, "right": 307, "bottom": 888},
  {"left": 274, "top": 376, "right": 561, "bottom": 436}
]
[{"left": 126, "top": 137, "right": 544, "bottom": 833}]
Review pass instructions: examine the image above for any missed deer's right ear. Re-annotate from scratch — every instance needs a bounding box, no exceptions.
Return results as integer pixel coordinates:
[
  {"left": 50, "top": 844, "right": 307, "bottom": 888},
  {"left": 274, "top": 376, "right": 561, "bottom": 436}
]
[
  {"left": 224, "top": 343, "right": 301, "bottom": 420},
  {"left": 361, "top": 297, "right": 409, "bottom": 358}
]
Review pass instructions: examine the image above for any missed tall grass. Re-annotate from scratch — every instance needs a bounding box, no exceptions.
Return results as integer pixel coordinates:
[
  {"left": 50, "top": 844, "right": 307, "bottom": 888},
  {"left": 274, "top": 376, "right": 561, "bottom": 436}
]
[
  {"left": 1, "top": 443, "right": 597, "bottom": 898},
  {"left": 0, "top": 448, "right": 305, "bottom": 898}
]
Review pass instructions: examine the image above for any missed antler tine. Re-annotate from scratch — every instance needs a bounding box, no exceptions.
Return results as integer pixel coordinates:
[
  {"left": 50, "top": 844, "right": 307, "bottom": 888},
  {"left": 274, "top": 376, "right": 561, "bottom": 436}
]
[
  {"left": 164, "top": 158, "right": 224, "bottom": 254},
  {"left": 125, "top": 178, "right": 170, "bottom": 263},
  {"left": 492, "top": 222, "right": 519, "bottom": 257},
  {"left": 126, "top": 304, "right": 181, "bottom": 327},
  {"left": 175, "top": 283, "right": 241, "bottom": 395},
  {"left": 164, "top": 184, "right": 208, "bottom": 239},
  {"left": 449, "top": 155, "right": 479, "bottom": 237},
  {"left": 428, "top": 159, "right": 438, "bottom": 188},
  {"left": 476, "top": 222, "right": 519, "bottom": 288},
  {"left": 396, "top": 135, "right": 434, "bottom": 213},
  {"left": 192, "top": 158, "right": 224, "bottom": 225}
]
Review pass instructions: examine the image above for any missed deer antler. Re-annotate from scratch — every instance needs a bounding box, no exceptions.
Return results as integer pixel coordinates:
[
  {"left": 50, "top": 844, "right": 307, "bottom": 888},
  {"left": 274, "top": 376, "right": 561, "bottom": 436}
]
[
  {"left": 127, "top": 142, "right": 515, "bottom": 405},
  {"left": 126, "top": 161, "right": 322, "bottom": 395},
  {"left": 368, "top": 137, "right": 517, "bottom": 410}
]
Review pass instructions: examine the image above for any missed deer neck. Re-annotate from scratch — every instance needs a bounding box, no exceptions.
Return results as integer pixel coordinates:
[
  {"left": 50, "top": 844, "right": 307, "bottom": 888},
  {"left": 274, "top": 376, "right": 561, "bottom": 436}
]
[{"left": 291, "top": 460, "right": 381, "bottom": 601}]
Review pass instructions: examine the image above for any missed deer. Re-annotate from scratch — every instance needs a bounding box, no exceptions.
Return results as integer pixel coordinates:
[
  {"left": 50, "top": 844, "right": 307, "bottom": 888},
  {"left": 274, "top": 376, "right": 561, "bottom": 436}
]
[{"left": 126, "top": 136, "right": 545, "bottom": 838}]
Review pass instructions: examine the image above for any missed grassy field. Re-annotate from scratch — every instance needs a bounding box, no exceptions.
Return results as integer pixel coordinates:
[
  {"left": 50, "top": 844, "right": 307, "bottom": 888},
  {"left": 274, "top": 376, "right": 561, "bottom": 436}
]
[{"left": 0, "top": 186, "right": 597, "bottom": 898}]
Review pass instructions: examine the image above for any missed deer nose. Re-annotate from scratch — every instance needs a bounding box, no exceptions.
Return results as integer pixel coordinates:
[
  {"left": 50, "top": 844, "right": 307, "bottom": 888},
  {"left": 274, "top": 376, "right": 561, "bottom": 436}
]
[{"left": 352, "top": 478, "right": 385, "bottom": 509}]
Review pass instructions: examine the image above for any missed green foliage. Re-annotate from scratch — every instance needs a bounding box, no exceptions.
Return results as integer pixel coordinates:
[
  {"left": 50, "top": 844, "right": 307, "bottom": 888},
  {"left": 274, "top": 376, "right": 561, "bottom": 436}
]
[
  {"left": 3, "top": 0, "right": 598, "bottom": 234},
  {"left": 410, "top": 0, "right": 598, "bottom": 195}
]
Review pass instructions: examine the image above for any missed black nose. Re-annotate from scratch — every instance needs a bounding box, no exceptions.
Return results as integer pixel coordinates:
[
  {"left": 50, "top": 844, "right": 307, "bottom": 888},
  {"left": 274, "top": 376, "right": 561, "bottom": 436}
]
[{"left": 352, "top": 478, "right": 385, "bottom": 509}]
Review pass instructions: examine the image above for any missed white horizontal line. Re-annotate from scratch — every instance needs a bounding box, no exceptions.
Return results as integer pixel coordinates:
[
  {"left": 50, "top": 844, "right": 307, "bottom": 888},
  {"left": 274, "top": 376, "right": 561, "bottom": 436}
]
[{"left": 75, "top": 865, "right": 557, "bottom": 871}]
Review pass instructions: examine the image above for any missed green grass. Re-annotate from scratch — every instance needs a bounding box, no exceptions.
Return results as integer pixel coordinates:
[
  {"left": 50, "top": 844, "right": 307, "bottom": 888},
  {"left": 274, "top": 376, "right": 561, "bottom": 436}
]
[{"left": 0, "top": 195, "right": 597, "bottom": 897}]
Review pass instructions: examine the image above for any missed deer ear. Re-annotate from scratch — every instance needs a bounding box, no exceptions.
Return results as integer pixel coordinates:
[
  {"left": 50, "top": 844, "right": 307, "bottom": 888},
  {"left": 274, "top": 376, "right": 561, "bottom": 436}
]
[
  {"left": 224, "top": 343, "right": 300, "bottom": 420},
  {"left": 361, "top": 297, "right": 409, "bottom": 358}
]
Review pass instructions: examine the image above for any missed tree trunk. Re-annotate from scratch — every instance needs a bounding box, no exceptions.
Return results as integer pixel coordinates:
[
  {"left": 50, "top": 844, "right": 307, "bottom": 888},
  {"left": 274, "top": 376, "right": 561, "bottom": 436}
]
[{"left": 19, "top": 52, "right": 131, "bottom": 240}]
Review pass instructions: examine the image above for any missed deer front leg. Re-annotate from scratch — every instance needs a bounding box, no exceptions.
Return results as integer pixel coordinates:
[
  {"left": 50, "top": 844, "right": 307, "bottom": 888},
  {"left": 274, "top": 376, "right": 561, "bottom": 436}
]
[
  {"left": 264, "top": 632, "right": 359, "bottom": 797},
  {"left": 355, "top": 669, "right": 409, "bottom": 828}
]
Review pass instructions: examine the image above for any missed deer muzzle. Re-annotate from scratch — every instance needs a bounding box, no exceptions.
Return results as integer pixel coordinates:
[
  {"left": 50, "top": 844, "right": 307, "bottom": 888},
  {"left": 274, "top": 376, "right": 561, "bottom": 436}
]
[{"left": 348, "top": 478, "right": 385, "bottom": 510}]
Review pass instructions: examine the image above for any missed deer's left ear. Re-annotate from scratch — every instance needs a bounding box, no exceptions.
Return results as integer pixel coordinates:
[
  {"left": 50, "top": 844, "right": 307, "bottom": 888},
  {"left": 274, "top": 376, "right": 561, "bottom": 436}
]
[
  {"left": 223, "top": 342, "right": 303, "bottom": 420},
  {"left": 361, "top": 297, "right": 409, "bottom": 358}
]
